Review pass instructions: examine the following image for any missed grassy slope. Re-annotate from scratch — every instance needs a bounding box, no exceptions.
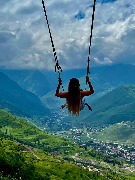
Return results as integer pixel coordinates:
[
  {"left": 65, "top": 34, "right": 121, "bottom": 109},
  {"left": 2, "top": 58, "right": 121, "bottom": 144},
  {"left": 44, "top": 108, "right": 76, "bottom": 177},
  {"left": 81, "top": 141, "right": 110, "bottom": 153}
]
[
  {"left": 0, "top": 109, "right": 109, "bottom": 180},
  {"left": 90, "top": 121, "right": 135, "bottom": 144},
  {"left": 85, "top": 85, "right": 135, "bottom": 125},
  {"left": 62, "top": 85, "right": 135, "bottom": 128},
  {"left": 1, "top": 137, "right": 106, "bottom": 180},
  {"left": 0, "top": 109, "right": 80, "bottom": 156},
  {"left": 0, "top": 109, "right": 132, "bottom": 180}
]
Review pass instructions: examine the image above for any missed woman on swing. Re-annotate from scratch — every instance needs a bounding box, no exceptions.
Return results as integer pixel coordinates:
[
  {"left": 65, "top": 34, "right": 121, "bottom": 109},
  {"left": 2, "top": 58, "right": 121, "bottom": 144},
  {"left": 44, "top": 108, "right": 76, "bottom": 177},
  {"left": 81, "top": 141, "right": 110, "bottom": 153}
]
[{"left": 55, "top": 75, "right": 94, "bottom": 116}]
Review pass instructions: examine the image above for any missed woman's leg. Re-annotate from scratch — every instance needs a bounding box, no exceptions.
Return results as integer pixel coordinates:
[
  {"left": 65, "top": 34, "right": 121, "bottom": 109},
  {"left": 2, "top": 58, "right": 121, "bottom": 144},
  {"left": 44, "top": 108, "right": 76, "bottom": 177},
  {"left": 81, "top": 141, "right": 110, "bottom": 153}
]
[
  {"left": 85, "top": 103, "right": 92, "bottom": 111},
  {"left": 61, "top": 102, "right": 67, "bottom": 109}
]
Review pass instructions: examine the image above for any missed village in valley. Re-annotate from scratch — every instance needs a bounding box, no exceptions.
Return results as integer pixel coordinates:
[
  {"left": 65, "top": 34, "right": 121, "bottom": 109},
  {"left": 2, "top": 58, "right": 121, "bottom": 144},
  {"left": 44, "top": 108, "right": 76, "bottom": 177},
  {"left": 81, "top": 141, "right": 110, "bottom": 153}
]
[{"left": 51, "top": 126, "right": 135, "bottom": 173}]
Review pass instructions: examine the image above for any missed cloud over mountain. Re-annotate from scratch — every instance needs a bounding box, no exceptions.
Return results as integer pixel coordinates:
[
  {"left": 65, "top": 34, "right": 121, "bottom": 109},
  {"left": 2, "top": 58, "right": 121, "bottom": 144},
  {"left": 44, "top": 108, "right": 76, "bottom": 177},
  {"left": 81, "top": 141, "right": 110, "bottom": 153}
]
[{"left": 0, "top": 0, "right": 135, "bottom": 70}]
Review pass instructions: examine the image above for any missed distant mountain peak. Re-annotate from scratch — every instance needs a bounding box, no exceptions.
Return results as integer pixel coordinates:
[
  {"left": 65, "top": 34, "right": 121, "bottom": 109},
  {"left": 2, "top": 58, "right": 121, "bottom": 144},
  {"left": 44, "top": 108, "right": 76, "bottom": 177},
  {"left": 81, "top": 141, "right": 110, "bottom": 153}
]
[{"left": 0, "top": 71, "right": 50, "bottom": 117}]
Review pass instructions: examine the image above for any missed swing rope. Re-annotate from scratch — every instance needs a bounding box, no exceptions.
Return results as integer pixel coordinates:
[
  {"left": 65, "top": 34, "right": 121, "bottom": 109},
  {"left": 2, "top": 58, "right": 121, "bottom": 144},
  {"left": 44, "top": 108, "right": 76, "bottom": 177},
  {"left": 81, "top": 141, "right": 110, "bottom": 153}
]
[
  {"left": 42, "top": 0, "right": 96, "bottom": 87},
  {"left": 42, "top": 0, "right": 64, "bottom": 90},
  {"left": 86, "top": 0, "right": 96, "bottom": 82}
]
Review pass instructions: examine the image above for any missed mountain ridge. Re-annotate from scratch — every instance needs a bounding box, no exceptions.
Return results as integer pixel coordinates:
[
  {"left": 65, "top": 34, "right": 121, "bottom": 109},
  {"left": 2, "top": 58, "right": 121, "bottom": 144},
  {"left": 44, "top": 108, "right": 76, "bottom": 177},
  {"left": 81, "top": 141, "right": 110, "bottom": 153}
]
[
  {"left": 61, "top": 84, "right": 135, "bottom": 128},
  {"left": 0, "top": 72, "right": 50, "bottom": 117},
  {"left": 1, "top": 64, "right": 135, "bottom": 128}
]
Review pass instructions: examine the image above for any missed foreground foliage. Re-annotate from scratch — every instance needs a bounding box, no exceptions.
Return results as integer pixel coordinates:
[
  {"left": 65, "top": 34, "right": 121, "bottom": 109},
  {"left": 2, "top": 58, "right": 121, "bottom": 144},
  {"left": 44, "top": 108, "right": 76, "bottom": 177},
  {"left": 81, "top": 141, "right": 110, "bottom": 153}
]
[{"left": 0, "top": 109, "right": 133, "bottom": 179}]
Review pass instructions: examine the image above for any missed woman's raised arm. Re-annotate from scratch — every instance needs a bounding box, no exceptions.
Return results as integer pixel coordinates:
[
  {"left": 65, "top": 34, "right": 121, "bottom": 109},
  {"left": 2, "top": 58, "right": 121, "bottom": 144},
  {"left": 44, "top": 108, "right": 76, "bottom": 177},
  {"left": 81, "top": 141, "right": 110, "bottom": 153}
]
[
  {"left": 81, "top": 76, "right": 94, "bottom": 97},
  {"left": 55, "top": 78, "right": 68, "bottom": 98}
]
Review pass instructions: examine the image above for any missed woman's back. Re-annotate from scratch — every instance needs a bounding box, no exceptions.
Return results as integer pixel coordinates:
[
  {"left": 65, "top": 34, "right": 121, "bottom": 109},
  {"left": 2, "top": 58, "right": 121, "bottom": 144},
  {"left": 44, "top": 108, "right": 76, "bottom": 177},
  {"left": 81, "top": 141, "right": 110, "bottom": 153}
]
[{"left": 55, "top": 76, "right": 94, "bottom": 116}]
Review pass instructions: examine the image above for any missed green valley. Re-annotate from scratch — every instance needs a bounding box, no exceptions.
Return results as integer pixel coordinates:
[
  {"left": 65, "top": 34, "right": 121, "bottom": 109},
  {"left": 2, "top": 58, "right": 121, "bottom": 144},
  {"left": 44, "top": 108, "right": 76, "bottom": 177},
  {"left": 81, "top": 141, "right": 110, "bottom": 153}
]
[
  {"left": 88, "top": 121, "right": 135, "bottom": 144},
  {"left": 61, "top": 85, "right": 135, "bottom": 128},
  {"left": 0, "top": 110, "right": 134, "bottom": 179}
]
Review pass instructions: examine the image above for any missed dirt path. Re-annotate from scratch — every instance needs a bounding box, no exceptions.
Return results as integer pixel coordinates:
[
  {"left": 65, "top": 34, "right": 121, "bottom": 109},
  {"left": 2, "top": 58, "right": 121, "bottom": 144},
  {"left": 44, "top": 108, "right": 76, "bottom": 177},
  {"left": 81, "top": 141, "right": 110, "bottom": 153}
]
[{"left": 23, "top": 145, "right": 42, "bottom": 160}]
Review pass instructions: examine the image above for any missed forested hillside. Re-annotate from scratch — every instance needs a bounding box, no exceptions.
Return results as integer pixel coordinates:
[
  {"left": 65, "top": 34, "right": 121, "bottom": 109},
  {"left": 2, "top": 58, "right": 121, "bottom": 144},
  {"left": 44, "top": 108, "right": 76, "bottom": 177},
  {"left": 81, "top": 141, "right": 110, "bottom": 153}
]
[
  {"left": 89, "top": 121, "right": 135, "bottom": 144},
  {"left": 0, "top": 110, "right": 131, "bottom": 180},
  {"left": 0, "top": 72, "right": 50, "bottom": 117}
]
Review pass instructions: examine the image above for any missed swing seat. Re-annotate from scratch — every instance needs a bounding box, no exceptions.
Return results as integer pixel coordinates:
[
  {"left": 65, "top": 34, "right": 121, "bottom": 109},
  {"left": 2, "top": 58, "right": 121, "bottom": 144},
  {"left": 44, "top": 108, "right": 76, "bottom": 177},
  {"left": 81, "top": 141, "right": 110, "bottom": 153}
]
[
  {"left": 61, "top": 100, "right": 92, "bottom": 111},
  {"left": 80, "top": 99, "right": 92, "bottom": 111}
]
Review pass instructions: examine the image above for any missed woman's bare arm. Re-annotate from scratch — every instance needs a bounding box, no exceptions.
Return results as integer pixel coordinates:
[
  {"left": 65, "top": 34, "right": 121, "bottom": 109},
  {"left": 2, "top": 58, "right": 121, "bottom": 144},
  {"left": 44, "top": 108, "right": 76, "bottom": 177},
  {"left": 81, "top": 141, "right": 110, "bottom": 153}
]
[
  {"left": 55, "top": 78, "right": 68, "bottom": 98},
  {"left": 81, "top": 76, "right": 94, "bottom": 97}
]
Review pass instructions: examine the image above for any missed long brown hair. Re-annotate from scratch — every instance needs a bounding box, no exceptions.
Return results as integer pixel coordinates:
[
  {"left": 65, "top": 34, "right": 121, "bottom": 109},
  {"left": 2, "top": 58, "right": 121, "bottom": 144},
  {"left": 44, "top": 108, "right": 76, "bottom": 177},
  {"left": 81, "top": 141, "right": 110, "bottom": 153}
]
[{"left": 67, "top": 78, "right": 81, "bottom": 116}]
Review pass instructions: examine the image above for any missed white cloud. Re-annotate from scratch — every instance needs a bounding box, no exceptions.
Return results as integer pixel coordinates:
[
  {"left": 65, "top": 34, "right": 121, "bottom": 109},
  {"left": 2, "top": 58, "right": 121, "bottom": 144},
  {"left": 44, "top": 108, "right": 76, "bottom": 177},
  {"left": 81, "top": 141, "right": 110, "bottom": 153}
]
[
  {"left": 94, "top": 57, "right": 112, "bottom": 65},
  {"left": 0, "top": 0, "right": 135, "bottom": 70}
]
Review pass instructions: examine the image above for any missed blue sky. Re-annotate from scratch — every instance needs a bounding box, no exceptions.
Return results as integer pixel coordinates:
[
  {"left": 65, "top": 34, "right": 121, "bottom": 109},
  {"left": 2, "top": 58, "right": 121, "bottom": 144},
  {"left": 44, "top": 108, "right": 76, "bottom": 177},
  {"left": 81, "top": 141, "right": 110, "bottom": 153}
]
[{"left": 0, "top": 0, "right": 135, "bottom": 70}]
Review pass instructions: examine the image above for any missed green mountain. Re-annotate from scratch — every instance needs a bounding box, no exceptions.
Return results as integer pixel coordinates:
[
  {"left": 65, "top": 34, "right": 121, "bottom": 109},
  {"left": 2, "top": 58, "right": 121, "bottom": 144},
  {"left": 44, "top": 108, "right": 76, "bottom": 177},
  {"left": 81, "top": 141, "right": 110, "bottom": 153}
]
[
  {"left": 1, "top": 64, "right": 135, "bottom": 129},
  {"left": 1, "top": 64, "right": 135, "bottom": 111},
  {"left": 92, "top": 63, "right": 135, "bottom": 86},
  {"left": 62, "top": 85, "right": 135, "bottom": 128},
  {"left": 0, "top": 109, "right": 79, "bottom": 156},
  {"left": 0, "top": 138, "right": 105, "bottom": 180},
  {"left": 42, "top": 64, "right": 135, "bottom": 110},
  {"left": 0, "top": 72, "right": 50, "bottom": 117},
  {"left": 1, "top": 69, "right": 57, "bottom": 96},
  {"left": 90, "top": 121, "right": 135, "bottom": 144},
  {"left": 1, "top": 64, "right": 135, "bottom": 99},
  {"left": 88, "top": 85, "right": 135, "bottom": 125},
  {"left": 0, "top": 110, "right": 133, "bottom": 180},
  {"left": 0, "top": 110, "right": 132, "bottom": 180},
  {"left": 42, "top": 74, "right": 114, "bottom": 110},
  {"left": 0, "top": 99, "right": 31, "bottom": 117}
]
